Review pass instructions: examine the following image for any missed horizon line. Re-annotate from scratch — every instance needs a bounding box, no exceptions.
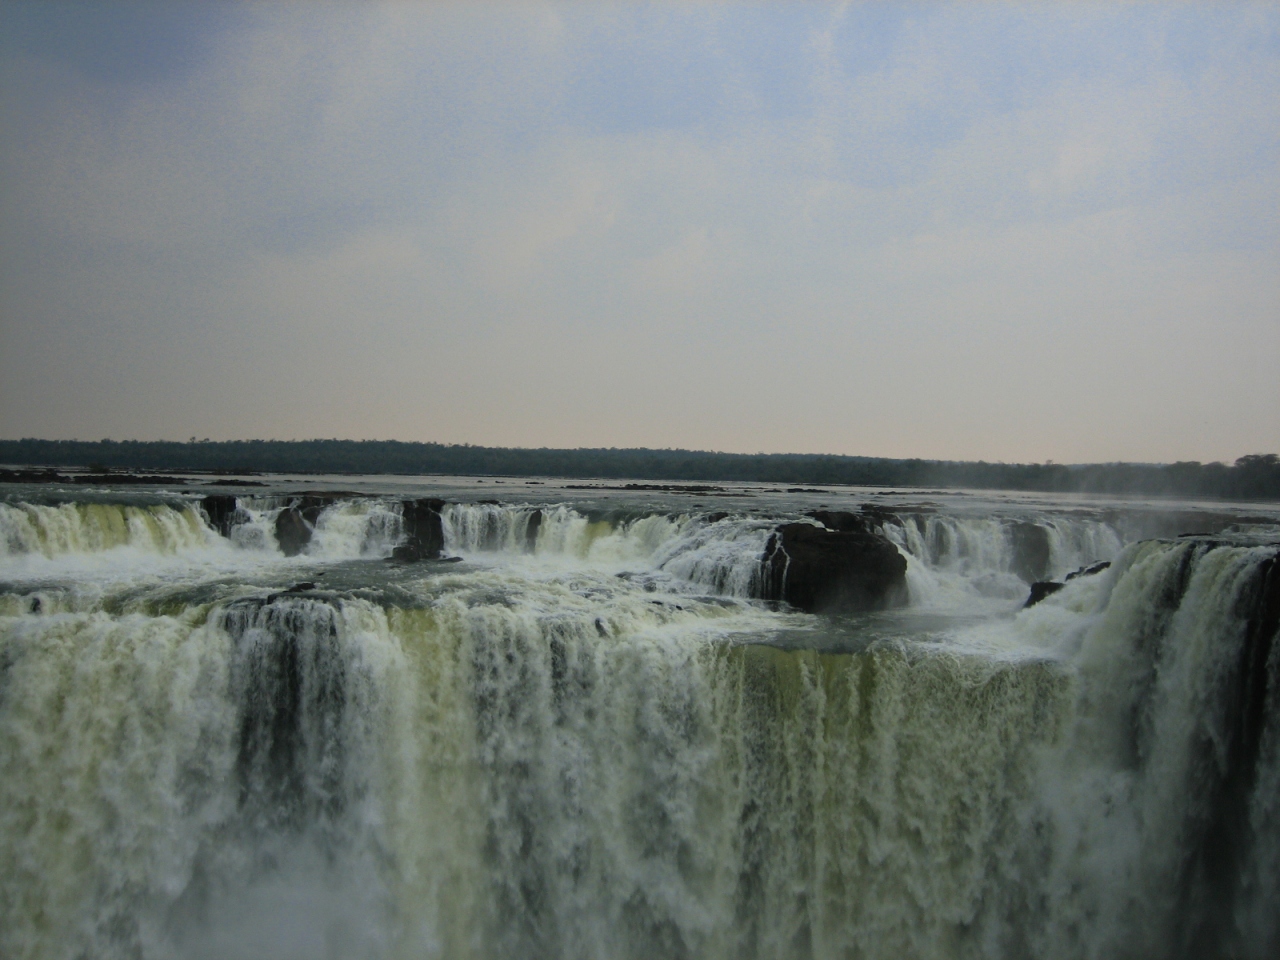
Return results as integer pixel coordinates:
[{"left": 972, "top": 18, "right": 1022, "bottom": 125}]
[{"left": 4, "top": 437, "right": 1271, "bottom": 470}]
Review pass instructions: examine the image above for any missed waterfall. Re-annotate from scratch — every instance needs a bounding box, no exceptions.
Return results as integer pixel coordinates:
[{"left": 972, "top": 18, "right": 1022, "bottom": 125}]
[
  {"left": 1024, "top": 539, "right": 1279, "bottom": 958},
  {"left": 2, "top": 527, "right": 1275, "bottom": 959},
  {"left": 440, "top": 503, "right": 772, "bottom": 597},
  {"left": 880, "top": 514, "right": 1124, "bottom": 611},
  {"left": 0, "top": 501, "right": 214, "bottom": 559}
]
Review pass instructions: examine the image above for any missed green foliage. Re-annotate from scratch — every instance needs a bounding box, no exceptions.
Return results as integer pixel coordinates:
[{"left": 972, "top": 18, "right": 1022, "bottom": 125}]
[{"left": 2, "top": 438, "right": 1278, "bottom": 500}]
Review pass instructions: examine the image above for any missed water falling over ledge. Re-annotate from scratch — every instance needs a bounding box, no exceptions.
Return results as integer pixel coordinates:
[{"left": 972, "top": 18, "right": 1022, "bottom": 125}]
[{"left": 2, "top": 483, "right": 1277, "bottom": 959}]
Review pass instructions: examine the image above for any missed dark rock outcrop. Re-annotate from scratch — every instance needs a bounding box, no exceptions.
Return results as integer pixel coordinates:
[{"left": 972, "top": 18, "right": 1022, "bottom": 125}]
[
  {"left": 1025, "top": 560, "right": 1113, "bottom": 607},
  {"left": 200, "top": 494, "right": 242, "bottom": 538},
  {"left": 806, "top": 505, "right": 921, "bottom": 535},
  {"left": 1066, "top": 560, "right": 1111, "bottom": 581},
  {"left": 1024, "top": 581, "right": 1066, "bottom": 607},
  {"left": 525, "top": 509, "right": 543, "bottom": 553},
  {"left": 807, "top": 510, "right": 873, "bottom": 534},
  {"left": 273, "top": 496, "right": 345, "bottom": 557},
  {"left": 274, "top": 507, "right": 314, "bottom": 557},
  {"left": 1, "top": 469, "right": 186, "bottom": 485},
  {"left": 205, "top": 492, "right": 450, "bottom": 560},
  {"left": 1, "top": 468, "right": 68, "bottom": 483},
  {"left": 263, "top": 580, "right": 323, "bottom": 603},
  {"left": 74, "top": 473, "right": 187, "bottom": 485},
  {"left": 391, "top": 498, "right": 446, "bottom": 562},
  {"left": 762, "top": 523, "right": 908, "bottom": 613},
  {"left": 1009, "top": 522, "right": 1052, "bottom": 583}
]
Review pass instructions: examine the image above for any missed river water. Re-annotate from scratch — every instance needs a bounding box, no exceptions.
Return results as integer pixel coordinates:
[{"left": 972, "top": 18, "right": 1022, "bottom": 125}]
[{"left": 2, "top": 475, "right": 1277, "bottom": 960}]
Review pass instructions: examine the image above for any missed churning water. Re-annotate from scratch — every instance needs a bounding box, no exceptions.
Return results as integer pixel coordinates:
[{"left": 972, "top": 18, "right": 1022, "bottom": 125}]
[{"left": 1, "top": 477, "right": 1277, "bottom": 959}]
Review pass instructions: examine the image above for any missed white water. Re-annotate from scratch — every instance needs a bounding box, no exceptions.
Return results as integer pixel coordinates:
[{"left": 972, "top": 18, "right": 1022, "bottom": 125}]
[
  {"left": 1, "top": 489, "right": 1276, "bottom": 959},
  {"left": 882, "top": 513, "right": 1123, "bottom": 613},
  {"left": 222, "top": 496, "right": 407, "bottom": 560},
  {"left": 0, "top": 500, "right": 214, "bottom": 558},
  {"left": 0, "top": 498, "right": 411, "bottom": 584},
  {"left": 441, "top": 503, "right": 773, "bottom": 598},
  {"left": 305, "top": 500, "right": 406, "bottom": 560},
  {"left": 0, "top": 497, "right": 1123, "bottom": 607}
]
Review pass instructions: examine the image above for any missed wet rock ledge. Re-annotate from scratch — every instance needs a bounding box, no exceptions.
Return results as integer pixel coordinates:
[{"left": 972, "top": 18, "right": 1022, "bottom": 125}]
[{"left": 762, "top": 513, "right": 908, "bottom": 614}]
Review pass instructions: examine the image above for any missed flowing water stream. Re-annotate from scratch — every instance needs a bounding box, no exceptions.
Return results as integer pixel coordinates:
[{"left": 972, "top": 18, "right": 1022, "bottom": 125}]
[{"left": 2, "top": 477, "right": 1277, "bottom": 959}]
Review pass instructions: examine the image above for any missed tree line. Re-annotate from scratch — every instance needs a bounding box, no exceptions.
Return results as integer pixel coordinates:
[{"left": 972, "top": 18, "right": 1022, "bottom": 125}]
[{"left": 2, "top": 438, "right": 1278, "bottom": 500}]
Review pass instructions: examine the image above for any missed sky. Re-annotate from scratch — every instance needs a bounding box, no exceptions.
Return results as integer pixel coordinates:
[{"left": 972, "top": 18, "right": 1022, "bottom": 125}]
[{"left": 0, "top": 1, "right": 1277, "bottom": 464}]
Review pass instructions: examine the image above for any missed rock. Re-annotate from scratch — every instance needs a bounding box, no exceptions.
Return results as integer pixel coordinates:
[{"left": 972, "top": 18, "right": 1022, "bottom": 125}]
[
  {"left": 0, "top": 468, "right": 68, "bottom": 484},
  {"left": 1066, "top": 560, "right": 1111, "bottom": 581},
  {"left": 274, "top": 507, "right": 314, "bottom": 557},
  {"left": 1025, "top": 560, "right": 1112, "bottom": 608},
  {"left": 807, "top": 510, "right": 875, "bottom": 534},
  {"left": 808, "top": 510, "right": 862, "bottom": 533},
  {"left": 200, "top": 494, "right": 242, "bottom": 538},
  {"left": 1009, "top": 522, "right": 1052, "bottom": 583},
  {"left": 1024, "top": 581, "right": 1066, "bottom": 607},
  {"left": 72, "top": 474, "right": 186, "bottom": 485},
  {"left": 271, "top": 496, "right": 339, "bottom": 556},
  {"left": 525, "top": 509, "right": 543, "bottom": 553},
  {"left": 761, "top": 523, "right": 908, "bottom": 613},
  {"left": 264, "top": 581, "right": 322, "bottom": 602},
  {"left": 391, "top": 498, "right": 446, "bottom": 562},
  {"left": 807, "top": 506, "right": 912, "bottom": 535}
]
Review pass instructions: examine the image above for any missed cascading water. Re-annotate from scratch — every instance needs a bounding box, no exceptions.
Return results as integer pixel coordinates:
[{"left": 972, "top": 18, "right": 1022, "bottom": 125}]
[
  {"left": 1, "top": 483, "right": 1276, "bottom": 959},
  {"left": 880, "top": 513, "right": 1124, "bottom": 611},
  {"left": 0, "top": 501, "right": 214, "bottom": 559},
  {"left": 304, "top": 500, "right": 406, "bottom": 559},
  {"left": 440, "top": 502, "right": 772, "bottom": 597}
]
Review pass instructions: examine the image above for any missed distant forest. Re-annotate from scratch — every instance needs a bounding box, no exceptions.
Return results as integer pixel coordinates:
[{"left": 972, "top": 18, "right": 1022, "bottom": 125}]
[{"left": 2, "top": 438, "right": 1278, "bottom": 500}]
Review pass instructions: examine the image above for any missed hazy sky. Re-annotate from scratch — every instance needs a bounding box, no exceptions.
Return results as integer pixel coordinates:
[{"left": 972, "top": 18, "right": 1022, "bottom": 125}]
[{"left": 1, "top": 1, "right": 1277, "bottom": 463}]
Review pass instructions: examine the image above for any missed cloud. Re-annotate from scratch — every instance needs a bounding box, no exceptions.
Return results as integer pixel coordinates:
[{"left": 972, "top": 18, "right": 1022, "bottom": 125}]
[{"left": 1, "top": 2, "right": 1277, "bottom": 461}]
